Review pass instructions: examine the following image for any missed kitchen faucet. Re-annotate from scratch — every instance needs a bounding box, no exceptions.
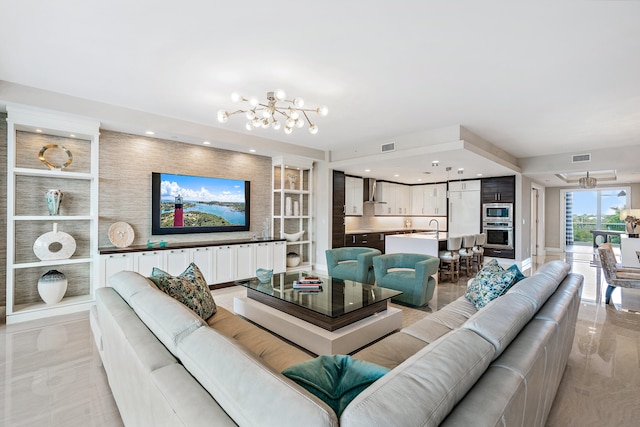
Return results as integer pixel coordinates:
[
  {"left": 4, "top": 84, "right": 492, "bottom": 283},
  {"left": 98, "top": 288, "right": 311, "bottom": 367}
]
[{"left": 429, "top": 219, "right": 440, "bottom": 236}]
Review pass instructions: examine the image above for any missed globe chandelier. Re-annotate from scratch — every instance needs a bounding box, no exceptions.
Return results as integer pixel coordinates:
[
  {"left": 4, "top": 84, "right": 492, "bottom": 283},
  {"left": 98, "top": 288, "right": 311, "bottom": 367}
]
[
  {"left": 217, "top": 90, "right": 328, "bottom": 135},
  {"left": 578, "top": 171, "right": 597, "bottom": 189}
]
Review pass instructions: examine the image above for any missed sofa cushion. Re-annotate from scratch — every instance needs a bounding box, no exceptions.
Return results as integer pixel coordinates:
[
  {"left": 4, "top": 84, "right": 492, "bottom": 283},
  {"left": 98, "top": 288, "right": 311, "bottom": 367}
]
[
  {"left": 464, "top": 264, "right": 517, "bottom": 310},
  {"left": 109, "top": 270, "right": 158, "bottom": 304},
  {"left": 282, "top": 355, "right": 390, "bottom": 416},
  {"left": 206, "top": 307, "right": 312, "bottom": 372},
  {"left": 462, "top": 293, "right": 537, "bottom": 359},
  {"left": 177, "top": 326, "right": 339, "bottom": 427},
  {"left": 507, "top": 260, "right": 570, "bottom": 310},
  {"left": 340, "top": 328, "right": 496, "bottom": 427},
  {"left": 352, "top": 332, "right": 430, "bottom": 369},
  {"left": 149, "top": 263, "right": 217, "bottom": 320},
  {"left": 129, "top": 287, "right": 204, "bottom": 356}
]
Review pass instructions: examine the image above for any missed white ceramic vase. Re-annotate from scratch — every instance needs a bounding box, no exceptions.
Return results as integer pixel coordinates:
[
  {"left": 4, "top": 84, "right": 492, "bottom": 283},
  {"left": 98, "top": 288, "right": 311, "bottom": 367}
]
[
  {"left": 33, "top": 223, "right": 76, "bottom": 261},
  {"left": 37, "top": 270, "right": 68, "bottom": 304}
]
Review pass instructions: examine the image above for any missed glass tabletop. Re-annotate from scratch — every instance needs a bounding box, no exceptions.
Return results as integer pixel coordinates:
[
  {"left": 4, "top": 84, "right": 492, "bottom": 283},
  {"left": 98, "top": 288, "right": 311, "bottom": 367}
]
[{"left": 237, "top": 271, "right": 402, "bottom": 319}]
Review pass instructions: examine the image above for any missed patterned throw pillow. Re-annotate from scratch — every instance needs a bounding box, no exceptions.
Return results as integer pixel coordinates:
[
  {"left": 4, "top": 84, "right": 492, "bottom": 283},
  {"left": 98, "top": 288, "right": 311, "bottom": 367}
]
[
  {"left": 465, "top": 261, "right": 518, "bottom": 310},
  {"left": 148, "top": 263, "right": 217, "bottom": 319}
]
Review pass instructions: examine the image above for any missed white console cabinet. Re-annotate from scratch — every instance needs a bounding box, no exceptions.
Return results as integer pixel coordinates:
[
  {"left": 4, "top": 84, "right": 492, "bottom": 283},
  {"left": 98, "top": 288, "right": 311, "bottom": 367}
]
[{"left": 100, "top": 240, "right": 286, "bottom": 287}]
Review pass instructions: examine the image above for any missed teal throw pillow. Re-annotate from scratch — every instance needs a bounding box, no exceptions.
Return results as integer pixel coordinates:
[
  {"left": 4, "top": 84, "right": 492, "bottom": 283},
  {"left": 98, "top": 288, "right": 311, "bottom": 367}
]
[
  {"left": 507, "top": 264, "right": 526, "bottom": 283},
  {"left": 465, "top": 262, "right": 518, "bottom": 310},
  {"left": 149, "top": 263, "right": 217, "bottom": 319},
  {"left": 282, "top": 354, "right": 389, "bottom": 416}
]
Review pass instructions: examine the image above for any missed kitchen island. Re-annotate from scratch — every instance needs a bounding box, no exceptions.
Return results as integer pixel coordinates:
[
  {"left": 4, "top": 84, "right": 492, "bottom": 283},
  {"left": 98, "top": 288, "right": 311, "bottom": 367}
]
[{"left": 385, "top": 232, "right": 448, "bottom": 257}]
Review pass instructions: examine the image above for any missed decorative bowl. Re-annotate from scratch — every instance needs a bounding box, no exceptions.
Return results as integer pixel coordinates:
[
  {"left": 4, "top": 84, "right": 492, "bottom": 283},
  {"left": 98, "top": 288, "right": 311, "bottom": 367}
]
[
  {"left": 256, "top": 268, "right": 274, "bottom": 283},
  {"left": 286, "top": 252, "right": 301, "bottom": 267},
  {"left": 283, "top": 230, "right": 305, "bottom": 242}
]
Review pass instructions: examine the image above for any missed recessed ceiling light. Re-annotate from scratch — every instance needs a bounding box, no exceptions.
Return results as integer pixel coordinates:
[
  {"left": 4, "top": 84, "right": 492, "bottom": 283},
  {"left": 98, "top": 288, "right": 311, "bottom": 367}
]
[
  {"left": 36, "top": 129, "right": 42, "bottom": 133},
  {"left": 477, "top": 173, "right": 483, "bottom": 177},
  {"left": 394, "top": 174, "right": 400, "bottom": 177},
  {"left": 203, "top": 141, "right": 211, "bottom": 145},
  {"left": 249, "top": 149, "right": 256, "bottom": 153},
  {"left": 364, "top": 169, "right": 371, "bottom": 172},
  {"left": 145, "top": 131, "right": 155, "bottom": 135},
  {"left": 417, "top": 179, "right": 423, "bottom": 182},
  {"left": 70, "top": 134, "right": 76, "bottom": 138}
]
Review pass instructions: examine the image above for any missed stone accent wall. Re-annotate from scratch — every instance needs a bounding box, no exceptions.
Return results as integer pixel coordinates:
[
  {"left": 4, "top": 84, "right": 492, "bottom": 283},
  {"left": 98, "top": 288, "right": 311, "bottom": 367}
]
[{"left": 98, "top": 130, "right": 272, "bottom": 248}]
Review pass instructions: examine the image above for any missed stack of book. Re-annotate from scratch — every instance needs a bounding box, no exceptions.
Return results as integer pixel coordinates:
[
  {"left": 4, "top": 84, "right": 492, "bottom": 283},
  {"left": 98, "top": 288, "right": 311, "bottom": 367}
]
[{"left": 293, "top": 276, "right": 323, "bottom": 292}]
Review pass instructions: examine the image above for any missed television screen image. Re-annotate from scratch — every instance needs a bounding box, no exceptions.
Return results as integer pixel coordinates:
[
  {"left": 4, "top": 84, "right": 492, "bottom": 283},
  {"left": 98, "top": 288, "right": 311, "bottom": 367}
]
[{"left": 152, "top": 172, "right": 250, "bottom": 235}]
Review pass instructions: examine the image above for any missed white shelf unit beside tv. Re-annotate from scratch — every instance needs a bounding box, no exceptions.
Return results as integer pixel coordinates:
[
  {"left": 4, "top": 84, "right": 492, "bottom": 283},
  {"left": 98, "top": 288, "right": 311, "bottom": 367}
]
[
  {"left": 5, "top": 105, "right": 100, "bottom": 324},
  {"left": 272, "top": 156, "right": 314, "bottom": 272}
]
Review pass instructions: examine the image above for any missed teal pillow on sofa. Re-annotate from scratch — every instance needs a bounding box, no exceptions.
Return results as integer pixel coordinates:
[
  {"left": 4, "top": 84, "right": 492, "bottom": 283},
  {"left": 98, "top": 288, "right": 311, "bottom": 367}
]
[
  {"left": 507, "top": 264, "right": 527, "bottom": 283},
  {"left": 149, "top": 263, "right": 217, "bottom": 320},
  {"left": 282, "top": 354, "right": 389, "bottom": 415},
  {"left": 465, "top": 261, "right": 518, "bottom": 310}
]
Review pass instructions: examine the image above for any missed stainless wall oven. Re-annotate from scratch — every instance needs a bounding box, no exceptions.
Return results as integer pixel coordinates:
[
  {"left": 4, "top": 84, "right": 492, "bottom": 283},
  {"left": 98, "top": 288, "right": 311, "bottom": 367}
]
[{"left": 483, "top": 221, "right": 514, "bottom": 249}]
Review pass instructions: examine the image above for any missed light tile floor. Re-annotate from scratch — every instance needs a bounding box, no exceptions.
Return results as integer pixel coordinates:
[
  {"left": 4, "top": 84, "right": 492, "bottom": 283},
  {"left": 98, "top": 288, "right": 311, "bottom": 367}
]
[{"left": 1, "top": 248, "right": 639, "bottom": 426}]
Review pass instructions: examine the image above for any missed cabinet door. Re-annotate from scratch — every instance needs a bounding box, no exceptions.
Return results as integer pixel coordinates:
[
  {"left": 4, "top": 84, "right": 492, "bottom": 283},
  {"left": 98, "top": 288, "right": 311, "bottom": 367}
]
[
  {"left": 235, "top": 244, "right": 256, "bottom": 280},
  {"left": 213, "top": 246, "right": 235, "bottom": 284},
  {"left": 411, "top": 185, "right": 425, "bottom": 215},
  {"left": 255, "top": 242, "right": 272, "bottom": 270},
  {"left": 396, "top": 184, "right": 410, "bottom": 215},
  {"left": 165, "top": 249, "right": 192, "bottom": 276},
  {"left": 448, "top": 189, "right": 481, "bottom": 236},
  {"left": 101, "top": 253, "right": 135, "bottom": 287},
  {"left": 345, "top": 176, "right": 364, "bottom": 216},
  {"left": 433, "top": 183, "right": 447, "bottom": 215},
  {"left": 272, "top": 241, "right": 287, "bottom": 273},
  {"left": 135, "top": 251, "right": 165, "bottom": 277},
  {"left": 191, "top": 247, "right": 214, "bottom": 284},
  {"left": 332, "top": 170, "right": 346, "bottom": 248}
]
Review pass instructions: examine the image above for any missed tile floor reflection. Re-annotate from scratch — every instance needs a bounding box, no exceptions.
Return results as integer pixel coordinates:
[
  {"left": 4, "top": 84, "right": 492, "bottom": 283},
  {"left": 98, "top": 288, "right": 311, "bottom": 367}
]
[{"left": 1, "top": 247, "right": 639, "bottom": 426}]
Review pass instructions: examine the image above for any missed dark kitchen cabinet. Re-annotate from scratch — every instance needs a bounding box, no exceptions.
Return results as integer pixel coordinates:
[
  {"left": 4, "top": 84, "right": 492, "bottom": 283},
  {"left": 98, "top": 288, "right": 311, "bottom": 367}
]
[
  {"left": 481, "top": 176, "right": 515, "bottom": 203},
  {"left": 345, "top": 232, "right": 386, "bottom": 253},
  {"left": 332, "top": 170, "right": 346, "bottom": 248}
]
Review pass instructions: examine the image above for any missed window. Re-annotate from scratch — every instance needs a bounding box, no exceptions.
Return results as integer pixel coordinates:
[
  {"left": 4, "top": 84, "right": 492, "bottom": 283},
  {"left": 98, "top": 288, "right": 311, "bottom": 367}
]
[{"left": 565, "top": 188, "right": 628, "bottom": 246}]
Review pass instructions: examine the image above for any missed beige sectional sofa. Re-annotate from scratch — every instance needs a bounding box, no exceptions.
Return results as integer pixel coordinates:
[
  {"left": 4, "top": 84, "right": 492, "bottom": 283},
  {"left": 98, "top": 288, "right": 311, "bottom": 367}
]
[{"left": 92, "top": 260, "right": 582, "bottom": 426}]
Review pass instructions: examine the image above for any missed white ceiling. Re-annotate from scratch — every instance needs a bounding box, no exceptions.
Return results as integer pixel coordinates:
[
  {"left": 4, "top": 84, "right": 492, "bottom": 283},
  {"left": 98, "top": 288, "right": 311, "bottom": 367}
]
[{"left": 1, "top": 1, "right": 639, "bottom": 186}]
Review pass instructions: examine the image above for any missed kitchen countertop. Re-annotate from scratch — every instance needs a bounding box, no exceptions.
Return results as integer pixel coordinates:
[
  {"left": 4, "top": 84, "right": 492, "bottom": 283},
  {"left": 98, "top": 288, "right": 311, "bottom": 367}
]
[
  {"left": 345, "top": 228, "right": 435, "bottom": 234},
  {"left": 386, "top": 232, "right": 448, "bottom": 241}
]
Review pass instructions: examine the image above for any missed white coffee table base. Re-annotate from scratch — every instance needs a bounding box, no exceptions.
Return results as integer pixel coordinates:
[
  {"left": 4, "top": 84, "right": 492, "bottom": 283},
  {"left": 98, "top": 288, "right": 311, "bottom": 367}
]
[{"left": 233, "top": 296, "right": 402, "bottom": 355}]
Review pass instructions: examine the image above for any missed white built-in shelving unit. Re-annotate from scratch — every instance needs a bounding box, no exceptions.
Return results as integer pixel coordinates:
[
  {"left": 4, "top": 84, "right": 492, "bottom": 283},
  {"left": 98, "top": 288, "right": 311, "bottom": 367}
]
[
  {"left": 272, "top": 156, "right": 314, "bottom": 272},
  {"left": 5, "top": 105, "right": 100, "bottom": 324}
]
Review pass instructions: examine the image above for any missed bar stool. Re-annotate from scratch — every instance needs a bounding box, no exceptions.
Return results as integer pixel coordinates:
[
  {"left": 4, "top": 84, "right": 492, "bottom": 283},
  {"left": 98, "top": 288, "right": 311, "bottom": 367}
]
[
  {"left": 459, "top": 235, "right": 476, "bottom": 277},
  {"left": 439, "top": 236, "right": 462, "bottom": 282},
  {"left": 472, "top": 233, "right": 486, "bottom": 273}
]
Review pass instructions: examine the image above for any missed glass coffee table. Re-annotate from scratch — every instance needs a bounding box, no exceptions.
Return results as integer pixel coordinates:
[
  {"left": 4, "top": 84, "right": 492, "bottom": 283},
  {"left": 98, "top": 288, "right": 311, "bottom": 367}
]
[{"left": 234, "top": 271, "right": 403, "bottom": 355}]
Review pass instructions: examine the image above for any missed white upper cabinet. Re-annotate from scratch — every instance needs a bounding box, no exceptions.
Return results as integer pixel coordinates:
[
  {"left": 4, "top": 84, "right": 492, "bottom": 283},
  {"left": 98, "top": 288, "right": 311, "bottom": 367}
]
[{"left": 345, "top": 176, "right": 364, "bottom": 216}]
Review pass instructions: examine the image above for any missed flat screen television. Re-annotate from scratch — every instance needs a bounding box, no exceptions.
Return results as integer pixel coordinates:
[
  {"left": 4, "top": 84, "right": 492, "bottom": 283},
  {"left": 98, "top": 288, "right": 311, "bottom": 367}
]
[{"left": 151, "top": 172, "right": 250, "bottom": 235}]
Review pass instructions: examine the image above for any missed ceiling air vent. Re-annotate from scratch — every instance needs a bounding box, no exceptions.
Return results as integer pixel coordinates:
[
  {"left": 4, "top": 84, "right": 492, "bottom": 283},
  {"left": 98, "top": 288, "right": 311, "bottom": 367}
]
[
  {"left": 381, "top": 142, "right": 396, "bottom": 153},
  {"left": 572, "top": 153, "right": 591, "bottom": 163}
]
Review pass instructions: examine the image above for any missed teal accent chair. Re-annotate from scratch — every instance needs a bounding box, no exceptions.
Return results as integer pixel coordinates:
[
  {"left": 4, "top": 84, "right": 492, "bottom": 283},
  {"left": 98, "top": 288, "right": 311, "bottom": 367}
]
[
  {"left": 373, "top": 253, "right": 440, "bottom": 307},
  {"left": 325, "top": 247, "right": 381, "bottom": 285}
]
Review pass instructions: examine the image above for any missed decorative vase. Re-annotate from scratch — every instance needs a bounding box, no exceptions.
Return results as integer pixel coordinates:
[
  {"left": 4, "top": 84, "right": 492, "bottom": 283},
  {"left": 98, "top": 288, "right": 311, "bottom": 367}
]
[
  {"left": 37, "top": 270, "right": 68, "bottom": 304},
  {"left": 293, "top": 201, "right": 299, "bottom": 216},
  {"left": 285, "top": 197, "right": 292, "bottom": 216},
  {"left": 45, "top": 189, "right": 64, "bottom": 216},
  {"left": 33, "top": 223, "right": 76, "bottom": 261},
  {"left": 287, "top": 252, "right": 301, "bottom": 267}
]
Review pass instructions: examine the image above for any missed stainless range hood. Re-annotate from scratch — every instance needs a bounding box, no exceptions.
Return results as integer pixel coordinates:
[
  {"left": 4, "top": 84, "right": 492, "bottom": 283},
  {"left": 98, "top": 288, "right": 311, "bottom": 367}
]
[{"left": 364, "top": 178, "right": 386, "bottom": 204}]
